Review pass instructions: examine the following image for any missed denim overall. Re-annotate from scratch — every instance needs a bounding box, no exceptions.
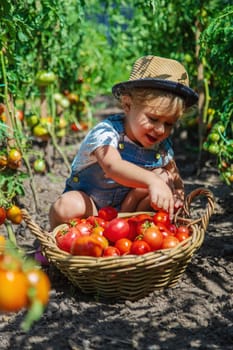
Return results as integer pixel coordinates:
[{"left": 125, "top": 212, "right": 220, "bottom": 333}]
[{"left": 64, "top": 114, "right": 174, "bottom": 210}]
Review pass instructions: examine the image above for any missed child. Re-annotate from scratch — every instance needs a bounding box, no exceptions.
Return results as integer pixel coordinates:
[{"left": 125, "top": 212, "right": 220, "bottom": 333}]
[{"left": 49, "top": 55, "right": 198, "bottom": 229}]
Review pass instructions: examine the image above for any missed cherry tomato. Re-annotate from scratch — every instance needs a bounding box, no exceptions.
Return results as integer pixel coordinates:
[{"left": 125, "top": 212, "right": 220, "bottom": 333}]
[
  {"left": 0, "top": 154, "right": 8, "bottom": 167},
  {"left": 0, "top": 270, "right": 28, "bottom": 312},
  {"left": 6, "top": 205, "right": 23, "bottom": 224},
  {"left": 153, "top": 211, "right": 170, "bottom": 227},
  {"left": 130, "top": 240, "right": 151, "bottom": 255},
  {"left": 36, "top": 70, "right": 56, "bottom": 86},
  {"left": 91, "top": 225, "right": 105, "bottom": 236},
  {"left": 143, "top": 225, "right": 164, "bottom": 251},
  {"left": 86, "top": 215, "right": 107, "bottom": 228},
  {"left": 103, "top": 218, "right": 130, "bottom": 242},
  {"left": 33, "top": 158, "right": 46, "bottom": 173},
  {"left": 157, "top": 223, "right": 173, "bottom": 238},
  {"left": 7, "top": 148, "right": 22, "bottom": 169},
  {"left": 98, "top": 206, "right": 118, "bottom": 221},
  {"left": 176, "top": 225, "right": 190, "bottom": 236},
  {"left": 75, "top": 221, "right": 93, "bottom": 236},
  {"left": 136, "top": 219, "right": 153, "bottom": 236},
  {"left": 103, "top": 246, "right": 120, "bottom": 257},
  {"left": 0, "top": 207, "right": 6, "bottom": 225},
  {"left": 161, "top": 236, "right": 180, "bottom": 249},
  {"left": 56, "top": 227, "right": 82, "bottom": 253},
  {"left": 175, "top": 226, "right": 190, "bottom": 242},
  {"left": 71, "top": 236, "right": 103, "bottom": 257},
  {"left": 26, "top": 269, "right": 51, "bottom": 306},
  {"left": 16, "top": 110, "right": 24, "bottom": 121},
  {"left": 167, "top": 223, "right": 177, "bottom": 235},
  {"left": 114, "top": 238, "right": 132, "bottom": 255}
]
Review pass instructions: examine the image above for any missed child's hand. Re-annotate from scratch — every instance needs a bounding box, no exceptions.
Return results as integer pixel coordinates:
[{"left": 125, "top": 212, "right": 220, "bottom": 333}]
[
  {"left": 173, "top": 189, "right": 184, "bottom": 211},
  {"left": 148, "top": 177, "right": 174, "bottom": 220}
]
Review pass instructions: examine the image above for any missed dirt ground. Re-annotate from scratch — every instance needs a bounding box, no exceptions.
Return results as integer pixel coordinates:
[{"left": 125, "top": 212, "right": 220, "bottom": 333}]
[{"left": 0, "top": 105, "right": 232, "bottom": 350}]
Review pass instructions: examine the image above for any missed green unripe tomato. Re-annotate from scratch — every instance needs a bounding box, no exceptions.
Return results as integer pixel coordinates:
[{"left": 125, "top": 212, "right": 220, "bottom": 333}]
[
  {"left": 36, "top": 71, "right": 56, "bottom": 86},
  {"left": 208, "top": 132, "right": 220, "bottom": 142},
  {"left": 33, "top": 159, "right": 46, "bottom": 173},
  {"left": 26, "top": 115, "right": 39, "bottom": 128},
  {"left": 208, "top": 143, "right": 220, "bottom": 155}
]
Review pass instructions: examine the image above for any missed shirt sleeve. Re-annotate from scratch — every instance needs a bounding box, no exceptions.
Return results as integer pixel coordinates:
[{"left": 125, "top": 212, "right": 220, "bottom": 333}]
[{"left": 71, "top": 119, "right": 119, "bottom": 172}]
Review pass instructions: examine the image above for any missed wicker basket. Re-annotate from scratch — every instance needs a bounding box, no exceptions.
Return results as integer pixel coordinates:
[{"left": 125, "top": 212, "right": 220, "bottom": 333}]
[{"left": 22, "top": 187, "right": 215, "bottom": 301}]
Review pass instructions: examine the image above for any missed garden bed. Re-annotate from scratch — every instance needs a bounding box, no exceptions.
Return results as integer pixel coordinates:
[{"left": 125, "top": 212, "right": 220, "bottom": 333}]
[{"left": 0, "top": 119, "right": 232, "bottom": 350}]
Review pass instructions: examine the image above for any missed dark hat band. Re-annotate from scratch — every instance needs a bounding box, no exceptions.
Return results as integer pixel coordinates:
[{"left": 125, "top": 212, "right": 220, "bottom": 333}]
[{"left": 112, "top": 79, "right": 198, "bottom": 107}]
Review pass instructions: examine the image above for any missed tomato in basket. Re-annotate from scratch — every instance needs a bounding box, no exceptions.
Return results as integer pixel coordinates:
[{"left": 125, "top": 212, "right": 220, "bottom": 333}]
[
  {"left": 114, "top": 238, "right": 132, "bottom": 255},
  {"left": 56, "top": 226, "right": 82, "bottom": 253},
  {"left": 143, "top": 225, "right": 164, "bottom": 251},
  {"left": 175, "top": 226, "right": 190, "bottom": 242},
  {"left": 161, "top": 236, "right": 179, "bottom": 249},
  {"left": 103, "top": 246, "right": 121, "bottom": 257},
  {"left": 98, "top": 206, "right": 118, "bottom": 221},
  {"left": 130, "top": 240, "right": 151, "bottom": 255},
  {"left": 71, "top": 236, "right": 104, "bottom": 257},
  {"left": 103, "top": 218, "right": 130, "bottom": 243},
  {"left": 153, "top": 210, "right": 170, "bottom": 227}
]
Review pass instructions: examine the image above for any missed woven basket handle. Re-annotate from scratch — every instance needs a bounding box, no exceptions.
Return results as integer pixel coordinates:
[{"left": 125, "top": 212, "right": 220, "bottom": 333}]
[
  {"left": 180, "top": 187, "right": 215, "bottom": 231},
  {"left": 21, "top": 209, "right": 52, "bottom": 247}
]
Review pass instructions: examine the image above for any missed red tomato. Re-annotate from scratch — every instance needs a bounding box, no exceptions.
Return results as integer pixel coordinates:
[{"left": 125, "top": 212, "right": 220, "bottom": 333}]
[
  {"left": 98, "top": 206, "right": 118, "bottom": 221},
  {"left": 103, "top": 246, "right": 121, "bottom": 257},
  {"left": 127, "top": 216, "right": 140, "bottom": 241},
  {"left": 167, "top": 223, "right": 177, "bottom": 235},
  {"left": 0, "top": 207, "right": 6, "bottom": 225},
  {"left": 175, "top": 226, "right": 190, "bottom": 242},
  {"left": 75, "top": 221, "right": 92, "bottom": 236},
  {"left": 176, "top": 225, "right": 190, "bottom": 236},
  {"left": 157, "top": 223, "right": 173, "bottom": 238},
  {"left": 68, "top": 217, "right": 82, "bottom": 227},
  {"left": 86, "top": 215, "right": 107, "bottom": 228},
  {"left": 56, "top": 227, "right": 81, "bottom": 253},
  {"left": 153, "top": 211, "right": 170, "bottom": 227},
  {"left": 71, "top": 236, "right": 104, "bottom": 257},
  {"left": 114, "top": 238, "right": 132, "bottom": 255},
  {"left": 161, "top": 236, "right": 179, "bottom": 249},
  {"left": 103, "top": 218, "right": 130, "bottom": 242},
  {"left": 130, "top": 240, "right": 151, "bottom": 255},
  {"left": 143, "top": 225, "right": 164, "bottom": 251}
]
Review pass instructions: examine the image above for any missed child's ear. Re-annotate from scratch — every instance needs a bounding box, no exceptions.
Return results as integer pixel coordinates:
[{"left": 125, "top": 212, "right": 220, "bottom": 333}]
[{"left": 121, "top": 95, "right": 132, "bottom": 113}]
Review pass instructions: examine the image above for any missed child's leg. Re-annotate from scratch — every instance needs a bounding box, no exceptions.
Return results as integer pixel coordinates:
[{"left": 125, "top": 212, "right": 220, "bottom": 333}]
[{"left": 49, "top": 190, "right": 98, "bottom": 230}]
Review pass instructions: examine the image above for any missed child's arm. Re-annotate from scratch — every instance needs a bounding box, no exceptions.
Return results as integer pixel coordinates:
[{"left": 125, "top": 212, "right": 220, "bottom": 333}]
[
  {"left": 94, "top": 145, "right": 175, "bottom": 219},
  {"left": 164, "top": 160, "right": 184, "bottom": 210}
]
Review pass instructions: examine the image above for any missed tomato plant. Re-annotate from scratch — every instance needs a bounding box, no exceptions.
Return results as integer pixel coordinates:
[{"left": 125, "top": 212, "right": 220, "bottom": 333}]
[{"left": 103, "top": 218, "right": 130, "bottom": 242}]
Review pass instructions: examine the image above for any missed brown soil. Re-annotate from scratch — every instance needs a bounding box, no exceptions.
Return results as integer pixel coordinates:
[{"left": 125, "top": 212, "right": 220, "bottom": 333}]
[{"left": 0, "top": 105, "right": 232, "bottom": 350}]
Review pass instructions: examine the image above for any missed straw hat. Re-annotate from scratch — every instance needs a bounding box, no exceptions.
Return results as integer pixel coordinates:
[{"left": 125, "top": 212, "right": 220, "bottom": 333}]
[{"left": 112, "top": 55, "right": 198, "bottom": 107}]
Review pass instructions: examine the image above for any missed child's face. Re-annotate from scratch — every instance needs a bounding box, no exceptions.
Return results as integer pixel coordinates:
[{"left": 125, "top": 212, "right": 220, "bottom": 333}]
[{"left": 123, "top": 96, "right": 181, "bottom": 148}]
